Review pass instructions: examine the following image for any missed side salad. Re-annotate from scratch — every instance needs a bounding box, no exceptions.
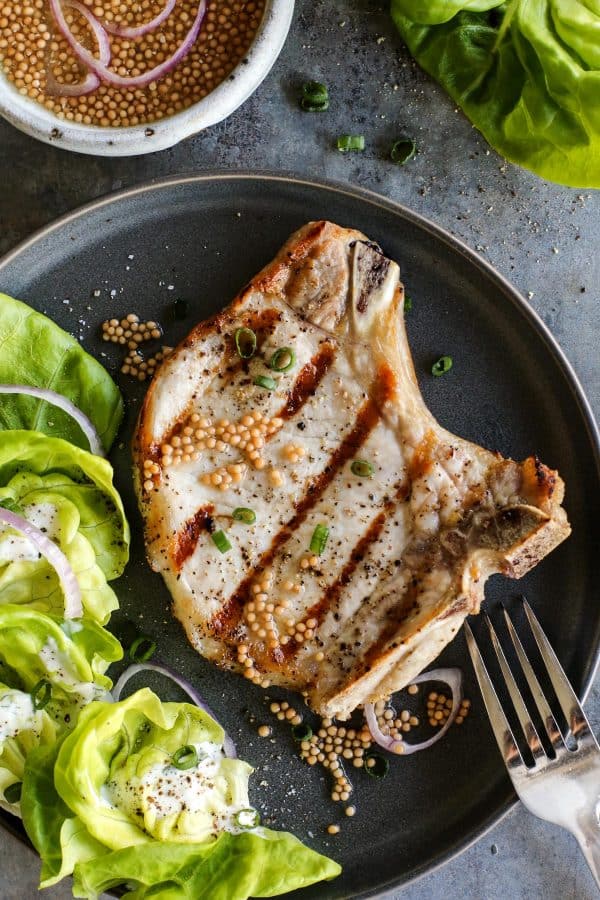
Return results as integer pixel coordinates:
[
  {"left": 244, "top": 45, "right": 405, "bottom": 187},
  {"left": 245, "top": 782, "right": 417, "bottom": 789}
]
[{"left": 0, "top": 293, "right": 340, "bottom": 899}]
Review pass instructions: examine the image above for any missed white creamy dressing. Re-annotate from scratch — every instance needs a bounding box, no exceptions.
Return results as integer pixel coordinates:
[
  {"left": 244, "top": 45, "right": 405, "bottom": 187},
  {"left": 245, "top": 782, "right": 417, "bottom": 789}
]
[
  {"left": 103, "top": 741, "right": 252, "bottom": 834},
  {"left": 38, "top": 638, "right": 106, "bottom": 711},
  {"left": 0, "top": 502, "right": 60, "bottom": 562},
  {"left": 0, "top": 689, "right": 41, "bottom": 744}
]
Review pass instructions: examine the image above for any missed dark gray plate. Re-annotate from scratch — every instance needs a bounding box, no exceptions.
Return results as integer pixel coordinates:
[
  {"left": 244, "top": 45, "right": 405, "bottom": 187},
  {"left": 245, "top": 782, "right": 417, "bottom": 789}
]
[{"left": 0, "top": 173, "right": 599, "bottom": 898}]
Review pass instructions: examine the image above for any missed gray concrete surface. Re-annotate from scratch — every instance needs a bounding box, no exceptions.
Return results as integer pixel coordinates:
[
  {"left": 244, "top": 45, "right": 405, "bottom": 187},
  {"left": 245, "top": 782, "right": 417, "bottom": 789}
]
[{"left": 0, "top": 1, "right": 598, "bottom": 897}]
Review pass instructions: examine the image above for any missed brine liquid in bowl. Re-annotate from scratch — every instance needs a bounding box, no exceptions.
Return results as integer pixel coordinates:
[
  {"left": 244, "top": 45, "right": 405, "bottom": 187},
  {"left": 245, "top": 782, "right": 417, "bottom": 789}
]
[{"left": 0, "top": 0, "right": 266, "bottom": 128}]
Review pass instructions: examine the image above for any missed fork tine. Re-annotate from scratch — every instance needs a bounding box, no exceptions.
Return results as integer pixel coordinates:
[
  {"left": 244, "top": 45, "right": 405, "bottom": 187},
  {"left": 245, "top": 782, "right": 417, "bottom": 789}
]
[
  {"left": 464, "top": 621, "right": 525, "bottom": 774},
  {"left": 523, "top": 599, "right": 593, "bottom": 745},
  {"left": 502, "top": 606, "right": 566, "bottom": 755},
  {"left": 484, "top": 615, "right": 545, "bottom": 762}
]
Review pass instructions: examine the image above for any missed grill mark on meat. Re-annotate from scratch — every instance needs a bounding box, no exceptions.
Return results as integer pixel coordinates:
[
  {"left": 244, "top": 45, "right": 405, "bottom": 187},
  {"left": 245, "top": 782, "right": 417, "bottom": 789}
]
[
  {"left": 155, "top": 308, "right": 282, "bottom": 453},
  {"left": 172, "top": 505, "right": 214, "bottom": 570},
  {"left": 210, "top": 386, "right": 392, "bottom": 640},
  {"left": 278, "top": 342, "right": 336, "bottom": 420},
  {"left": 279, "top": 480, "right": 411, "bottom": 661}
]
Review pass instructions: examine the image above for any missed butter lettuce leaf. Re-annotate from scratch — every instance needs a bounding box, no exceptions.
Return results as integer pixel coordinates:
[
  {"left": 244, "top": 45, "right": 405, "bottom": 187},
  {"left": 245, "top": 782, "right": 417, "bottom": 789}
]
[
  {"left": 391, "top": 0, "right": 600, "bottom": 187},
  {"left": 0, "top": 293, "right": 122, "bottom": 452},
  {"left": 24, "top": 688, "right": 341, "bottom": 899},
  {"left": 72, "top": 832, "right": 342, "bottom": 900},
  {"left": 0, "top": 605, "right": 122, "bottom": 818},
  {"left": 22, "top": 741, "right": 108, "bottom": 887},
  {"left": 0, "top": 432, "right": 129, "bottom": 581}
]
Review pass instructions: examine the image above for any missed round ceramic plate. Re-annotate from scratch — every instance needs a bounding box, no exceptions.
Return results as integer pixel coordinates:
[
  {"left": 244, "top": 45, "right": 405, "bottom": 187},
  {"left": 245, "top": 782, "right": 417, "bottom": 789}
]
[{"left": 0, "top": 174, "right": 599, "bottom": 898}]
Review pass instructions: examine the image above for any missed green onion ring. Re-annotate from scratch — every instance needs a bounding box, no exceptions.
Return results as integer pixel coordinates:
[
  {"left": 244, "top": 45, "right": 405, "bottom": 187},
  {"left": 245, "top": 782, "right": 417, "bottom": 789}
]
[
  {"left": 31, "top": 678, "right": 52, "bottom": 711},
  {"left": 234, "top": 808, "right": 261, "bottom": 829},
  {"left": 269, "top": 347, "right": 296, "bottom": 372},
  {"left": 172, "top": 745, "right": 198, "bottom": 770},
  {"left": 364, "top": 752, "right": 390, "bottom": 778},
  {"left": 232, "top": 508, "right": 256, "bottom": 525},
  {"left": 431, "top": 356, "right": 453, "bottom": 377},
  {"left": 234, "top": 327, "right": 257, "bottom": 359},
  {"left": 129, "top": 635, "right": 157, "bottom": 663},
  {"left": 292, "top": 723, "right": 313, "bottom": 742},
  {"left": 391, "top": 138, "right": 416, "bottom": 165},
  {"left": 351, "top": 459, "right": 374, "bottom": 478}
]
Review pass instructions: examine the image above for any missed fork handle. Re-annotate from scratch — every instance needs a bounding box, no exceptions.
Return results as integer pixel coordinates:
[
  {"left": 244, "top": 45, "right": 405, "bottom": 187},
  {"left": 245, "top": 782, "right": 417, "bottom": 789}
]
[{"left": 573, "top": 824, "right": 600, "bottom": 889}]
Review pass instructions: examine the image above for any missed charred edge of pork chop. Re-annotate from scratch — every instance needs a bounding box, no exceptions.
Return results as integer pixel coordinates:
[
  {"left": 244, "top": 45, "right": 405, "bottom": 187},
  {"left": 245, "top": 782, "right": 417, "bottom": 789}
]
[
  {"left": 133, "top": 220, "right": 571, "bottom": 720},
  {"left": 318, "top": 481, "right": 570, "bottom": 719}
]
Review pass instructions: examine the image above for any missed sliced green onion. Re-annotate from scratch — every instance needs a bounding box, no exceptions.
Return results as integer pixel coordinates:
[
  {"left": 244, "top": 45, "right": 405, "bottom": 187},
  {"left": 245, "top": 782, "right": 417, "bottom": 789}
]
[
  {"left": 254, "top": 375, "right": 277, "bottom": 391},
  {"left": 172, "top": 745, "right": 198, "bottom": 770},
  {"left": 212, "top": 530, "right": 232, "bottom": 553},
  {"left": 364, "top": 752, "right": 389, "bottom": 778},
  {"left": 351, "top": 459, "right": 374, "bottom": 478},
  {"left": 232, "top": 508, "right": 256, "bottom": 525},
  {"left": 292, "top": 723, "right": 313, "bottom": 742},
  {"left": 431, "top": 356, "right": 453, "bottom": 377},
  {"left": 129, "top": 635, "right": 157, "bottom": 663},
  {"left": 337, "top": 134, "right": 365, "bottom": 153},
  {"left": 234, "top": 327, "right": 257, "bottom": 359},
  {"left": 300, "top": 81, "right": 329, "bottom": 111},
  {"left": 3, "top": 782, "right": 22, "bottom": 804},
  {"left": 269, "top": 347, "right": 296, "bottom": 372},
  {"left": 390, "top": 138, "right": 416, "bottom": 165},
  {"left": 31, "top": 678, "right": 52, "bottom": 710},
  {"left": 404, "top": 295, "right": 412, "bottom": 312},
  {"left": 234, "top": 808, "right": 260, "bottom": 829},
  {"left": 309, "top": 524, "right": 329, "bottom": 556}
]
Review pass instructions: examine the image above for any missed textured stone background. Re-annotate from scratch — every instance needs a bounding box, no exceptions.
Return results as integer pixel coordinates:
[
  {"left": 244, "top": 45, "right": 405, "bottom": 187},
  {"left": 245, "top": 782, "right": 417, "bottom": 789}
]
[{"left": 0, "top": 1, "right": 598, "bottom": 897}]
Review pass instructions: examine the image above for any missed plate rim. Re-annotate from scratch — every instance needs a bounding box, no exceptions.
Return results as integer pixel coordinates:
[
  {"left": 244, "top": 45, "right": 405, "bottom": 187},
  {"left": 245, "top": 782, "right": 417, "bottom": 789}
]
[{"left": 0, "top": 170, "right": 599, "bottom": 897}]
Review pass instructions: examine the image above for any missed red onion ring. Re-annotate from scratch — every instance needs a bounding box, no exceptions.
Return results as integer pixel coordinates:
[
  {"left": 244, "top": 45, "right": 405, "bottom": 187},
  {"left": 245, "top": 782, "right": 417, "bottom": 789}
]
[
  {"left": 49, "top": 0, "right": 207, "bottom": 89},
  {"left": 46, "top": 0, "right": 111, "bottom": 96},
  {"left": 112, "top": 661, "right": 237, "bottom": 758},
  {"left": 101, "top": 0, "right": 176, "bottom": 38},
  {"left": 0, "top": 385, "right": 104, "bottom": 456},
  {"left": 364, "top": 667, "right": 463, "bottom": 756},
  {"left": 0, "top": 507, "right": 83, "bottom": 619}
]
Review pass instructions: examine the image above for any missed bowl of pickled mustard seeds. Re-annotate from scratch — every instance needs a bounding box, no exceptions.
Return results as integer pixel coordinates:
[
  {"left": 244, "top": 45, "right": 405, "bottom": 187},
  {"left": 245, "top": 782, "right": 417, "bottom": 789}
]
[{"left": 0, "top": 0, "right": 293, "bottom": 155}]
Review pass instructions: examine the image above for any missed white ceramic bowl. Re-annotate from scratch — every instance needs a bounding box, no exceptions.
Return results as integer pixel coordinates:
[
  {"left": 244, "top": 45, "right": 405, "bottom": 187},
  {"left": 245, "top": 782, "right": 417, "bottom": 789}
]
[{"left": 0, "top": 0, "right": 293, "bottom": 157}]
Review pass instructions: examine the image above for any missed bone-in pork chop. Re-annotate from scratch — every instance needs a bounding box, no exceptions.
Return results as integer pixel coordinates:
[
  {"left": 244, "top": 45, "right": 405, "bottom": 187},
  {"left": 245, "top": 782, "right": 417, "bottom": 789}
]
[{"left": 133, "top": 221, "right": 570, "bottom": 720}]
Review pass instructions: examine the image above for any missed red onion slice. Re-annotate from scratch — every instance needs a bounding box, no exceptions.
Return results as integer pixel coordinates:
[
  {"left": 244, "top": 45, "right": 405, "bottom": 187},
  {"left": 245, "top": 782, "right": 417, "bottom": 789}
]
[
  {"left": 45, "top": 69, "right": 100, "bottom": 97},
  {"left": 101, "top": 0, "right": 176, "bottom": 38},
  {"left": 112, "top": 661, "right": 237, "bottom": 758},
  {"left": 0, "top": 385, "right": 104, "bottom": 456},
  {"left": 49, "top": 0, "right": 207, "bottom": 89},
  {"left": 364, "top": 667, "right": 463, "bottom": 756},
  {"left": 0, "top": 507, "right": 83, "bottom": 619}
]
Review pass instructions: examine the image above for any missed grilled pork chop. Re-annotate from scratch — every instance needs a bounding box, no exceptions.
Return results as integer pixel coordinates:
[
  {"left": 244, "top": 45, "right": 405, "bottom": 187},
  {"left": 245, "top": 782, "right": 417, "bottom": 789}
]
[{"left": 134, "top": 221, "right": 570, "bottom": 719}]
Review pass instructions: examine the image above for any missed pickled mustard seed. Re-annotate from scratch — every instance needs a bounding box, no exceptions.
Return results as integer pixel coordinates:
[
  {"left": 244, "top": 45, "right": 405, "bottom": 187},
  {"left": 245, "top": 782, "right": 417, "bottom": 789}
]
[{"left": 0, "top": 0, "right": 265, "bottom": 128}]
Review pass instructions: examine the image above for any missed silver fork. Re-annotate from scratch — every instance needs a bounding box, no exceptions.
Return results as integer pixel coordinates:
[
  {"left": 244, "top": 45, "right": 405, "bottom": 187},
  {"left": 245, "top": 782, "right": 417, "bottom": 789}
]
[{"left": 464, "top": 599, "right": 600, "bottom": 889}]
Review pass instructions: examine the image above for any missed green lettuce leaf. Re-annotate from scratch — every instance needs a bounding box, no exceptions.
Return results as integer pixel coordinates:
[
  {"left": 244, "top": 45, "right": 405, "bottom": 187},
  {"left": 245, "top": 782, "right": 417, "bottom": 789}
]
[
  {"left": 54, "top": 689, "right": 249, "bottom": 849},
  {"left": 22, "top": 741, "right": 108, "bottom": 888},
  {"left": 0, "top": 471, "right": 121, "bottom": 623},
  {"left": 0, "top": 293, "right": 122, "bottom": 452},
  {"left": 26, "top": 688, "right": 340, "bottom": 898},
  {"left": 71, "top": 831, "right": 342, "bottom": 900},
  {"left": 0, "top": 605, "right": 122, "bottom": 817},
  {"left": 391, "top": 0, "right": 600, "bottom": 187},
  {"left": 0, "top": 431, "right": 129, "bottom": 581}
]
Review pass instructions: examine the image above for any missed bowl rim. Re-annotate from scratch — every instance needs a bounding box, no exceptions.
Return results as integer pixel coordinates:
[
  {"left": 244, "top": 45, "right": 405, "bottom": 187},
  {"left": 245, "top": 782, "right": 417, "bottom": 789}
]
[{"left": 0, "top": 0, "right": 294, "bottom": 157}]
